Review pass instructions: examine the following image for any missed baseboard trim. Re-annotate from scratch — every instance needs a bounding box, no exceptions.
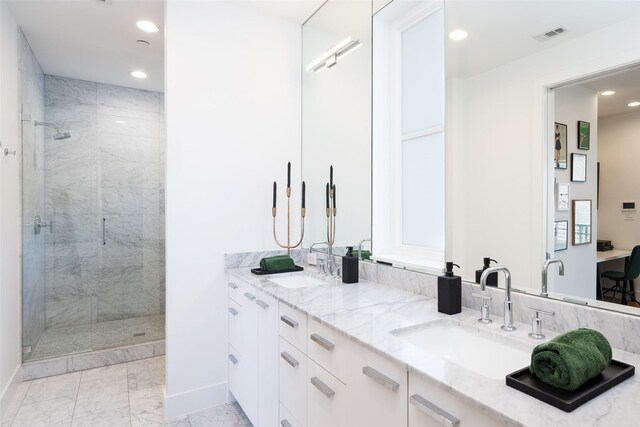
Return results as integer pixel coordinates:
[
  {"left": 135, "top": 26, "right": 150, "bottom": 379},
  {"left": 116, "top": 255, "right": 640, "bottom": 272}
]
[
  {"left": 164, "top": 381, "right": 228, "bottom": 420},
  {"left": 0, "top": 363, "right": 21, "bottom": 421}
]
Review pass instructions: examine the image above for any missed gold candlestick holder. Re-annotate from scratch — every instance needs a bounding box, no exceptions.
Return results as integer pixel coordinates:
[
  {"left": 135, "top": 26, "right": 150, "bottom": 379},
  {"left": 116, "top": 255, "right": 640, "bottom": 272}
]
[
  {"left": 273, "top": 185, "right": 305, "bottom": 256},
  {"left": 326, "top": 185, "right": 336, "bottom": 258}
]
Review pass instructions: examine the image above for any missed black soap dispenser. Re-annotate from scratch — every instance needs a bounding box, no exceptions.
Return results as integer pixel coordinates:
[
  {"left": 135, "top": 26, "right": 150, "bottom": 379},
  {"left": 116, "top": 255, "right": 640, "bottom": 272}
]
[
  {"left": 475, "top": 257, "right": 498, "bottom": 287},
  {"left": 438, "top": 262, "right": 461, "bottom": 315},
  {"left": 342, "top": 246, "right": 359, "bottom": 284}
]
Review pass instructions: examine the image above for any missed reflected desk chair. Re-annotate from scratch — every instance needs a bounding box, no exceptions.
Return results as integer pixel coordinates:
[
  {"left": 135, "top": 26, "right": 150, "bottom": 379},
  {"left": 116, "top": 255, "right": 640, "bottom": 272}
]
[{"left": 600, "top": 245, "right": 640, "bottom": 305}]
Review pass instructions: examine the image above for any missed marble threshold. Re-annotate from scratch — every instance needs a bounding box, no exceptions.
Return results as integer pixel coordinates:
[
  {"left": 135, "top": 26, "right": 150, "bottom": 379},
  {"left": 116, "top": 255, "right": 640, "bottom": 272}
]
[{"left": 21, "top": 340, "right": 165, "bottom": 381}]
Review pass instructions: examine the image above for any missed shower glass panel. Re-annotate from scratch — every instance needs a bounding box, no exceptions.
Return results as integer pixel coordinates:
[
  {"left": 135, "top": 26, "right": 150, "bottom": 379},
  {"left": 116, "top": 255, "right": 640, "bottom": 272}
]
[{"left": 20, "top": 32, "right": 165, "bottom": 362}]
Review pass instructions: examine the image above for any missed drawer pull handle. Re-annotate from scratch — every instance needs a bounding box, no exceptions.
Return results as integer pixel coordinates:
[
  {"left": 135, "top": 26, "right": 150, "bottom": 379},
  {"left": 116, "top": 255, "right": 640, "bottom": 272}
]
[
  {"left": 410, "top": 394, "right": 460, "bottom": 427},
  {"left": 228, "top": 354, "right": 238, "bottom": 365},
  {"left": 228, "top": 283, "right": 238, "bottom": 290},
  {"left": 280, "top": 315, "right": 298, "bottom": 328},
  {"left": 280, "top": 420, "right": 293, "bottom": 427},
  {"left": 228, "top": 308, "right": 238, "bottom": 316},
  {"left": 244, "top": 292, "right": 256, "bottom": 301},
  {"left": 362, "top": 366, "right": 399, "bottom": 392},
  {"left": 310, "top": 333, "right": 335, "bottom": 351},
  {"left": 256, "top": 299, "right": 269, "bottom": 310},
  {"left": 310, "top": 377, "right": 335, "bottom": 399},
  {"left": 280, "top": 352, "right": 299, "bottom": 368}
]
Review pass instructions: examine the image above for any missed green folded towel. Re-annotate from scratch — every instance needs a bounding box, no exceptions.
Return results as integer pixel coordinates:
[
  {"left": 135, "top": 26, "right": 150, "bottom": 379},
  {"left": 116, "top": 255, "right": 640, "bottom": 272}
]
[
  {"left": 351, "top": 250, "right": 371, "bottom": 260},
  {"left": 260, "top": 255, "right": 295, "bottom": 272},
  {"left": 530, "top": 328, "right": 612, "bottom": 391}
]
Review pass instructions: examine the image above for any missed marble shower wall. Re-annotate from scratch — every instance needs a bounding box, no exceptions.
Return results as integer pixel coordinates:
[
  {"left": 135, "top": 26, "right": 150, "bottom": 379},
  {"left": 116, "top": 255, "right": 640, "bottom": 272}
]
[
  {"left": 44, "top": 75, "right": 165, "bottom": 327},
  {"left": 20, "top": 29, "right": 46, "bottom": 351}
]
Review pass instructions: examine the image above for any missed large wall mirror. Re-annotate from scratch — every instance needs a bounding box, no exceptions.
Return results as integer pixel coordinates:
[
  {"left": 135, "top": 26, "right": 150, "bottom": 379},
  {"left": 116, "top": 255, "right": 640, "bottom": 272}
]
[
  {"left": 301, "top": 0, "right": 372, "bottom": 252},
  {"left": 303, "top": 0, "right": 640, "bottom": 317},
  {"left": 445, "top": 0, "right": 640, "bottom": 316}
]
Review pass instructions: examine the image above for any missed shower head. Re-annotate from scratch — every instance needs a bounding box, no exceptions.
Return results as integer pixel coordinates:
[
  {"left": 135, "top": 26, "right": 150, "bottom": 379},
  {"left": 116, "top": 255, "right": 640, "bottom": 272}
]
[
  {"left": 54, "top": 130, "right": 71, "bottom": 140},
  {"left": 34, "top": 121, "right": 72, "bottom": 140}
]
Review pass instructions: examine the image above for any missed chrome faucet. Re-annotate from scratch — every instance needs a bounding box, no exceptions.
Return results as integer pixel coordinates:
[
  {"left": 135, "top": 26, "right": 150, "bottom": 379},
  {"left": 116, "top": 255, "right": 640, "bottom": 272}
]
[
  {"left": 309, "top": 241, "right": 336, "bottom": 275},
  {"left": 480, "top": 266, "right": 516, "bottom": 332},
  {"left": 541, "top": 258, "right": 564, "bottom": 297}
]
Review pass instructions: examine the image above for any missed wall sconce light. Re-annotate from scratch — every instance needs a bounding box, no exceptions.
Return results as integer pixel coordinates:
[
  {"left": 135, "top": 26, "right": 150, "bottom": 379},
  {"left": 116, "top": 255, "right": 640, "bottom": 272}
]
[{"left": 306, "top": 37, "right": 362, "bottom": 73}]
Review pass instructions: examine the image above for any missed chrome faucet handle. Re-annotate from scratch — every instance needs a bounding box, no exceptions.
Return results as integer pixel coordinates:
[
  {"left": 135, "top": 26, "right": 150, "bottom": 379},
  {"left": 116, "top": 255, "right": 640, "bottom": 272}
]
[
  {"left": 528, "top": 307, "right": 555, "bottom": 340},
  {"left": 472, "top": 293, "right": 492, "bottom": 324}
]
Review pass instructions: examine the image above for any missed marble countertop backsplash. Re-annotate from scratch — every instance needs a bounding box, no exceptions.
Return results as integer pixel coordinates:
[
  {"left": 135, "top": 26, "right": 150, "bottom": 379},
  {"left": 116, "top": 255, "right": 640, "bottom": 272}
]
[{"left": 227, "top": 259, "right": 640, "bottom": 426}]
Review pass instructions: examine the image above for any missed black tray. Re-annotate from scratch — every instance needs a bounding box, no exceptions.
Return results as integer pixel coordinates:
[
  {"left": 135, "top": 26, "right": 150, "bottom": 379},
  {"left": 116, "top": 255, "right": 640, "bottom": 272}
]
[
  {"left": 506, "top": 360, "right": 635, "bottom": 412},
  {"left": 250, "top": 265, "right": 304, "bottom": 275}
]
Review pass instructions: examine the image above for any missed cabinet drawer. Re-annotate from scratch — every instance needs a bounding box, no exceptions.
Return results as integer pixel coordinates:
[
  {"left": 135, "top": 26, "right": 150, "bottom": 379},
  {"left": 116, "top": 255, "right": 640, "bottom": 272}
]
[
  {"left": 307, "top": 359, "right": 347, "bottom": 427},
  {"left": 227, "top": 279, "right": 242, "bottom": 304},
  {"left": 279, "top": 302, "right": 307, "bottom": 351},
  {"left": 409, "top": 372, "right": 501, "bottom": 427},
  {"left": 280, "top": 403, "right": 303, "bottom": 427},
  {"left": 228, "top": 299, "right": 242, "bottom": 354},
  {"left": 279, "top": 337, "right": 307, "bottom": 426},
  {"left": 348, "top": 341, "right": 408, "bottom": 427},
  {"left": 307, "top": 317, "right": 350, "bottom": 383}
]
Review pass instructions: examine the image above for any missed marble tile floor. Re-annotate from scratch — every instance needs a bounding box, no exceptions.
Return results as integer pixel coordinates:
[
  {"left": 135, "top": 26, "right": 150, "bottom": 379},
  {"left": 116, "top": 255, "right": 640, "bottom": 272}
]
[
  {"left": 27, "top": 315, "right": 165, "bottom": 361},
  {"left": 1, "top": 356, "right": 252, "bottom": 427}
]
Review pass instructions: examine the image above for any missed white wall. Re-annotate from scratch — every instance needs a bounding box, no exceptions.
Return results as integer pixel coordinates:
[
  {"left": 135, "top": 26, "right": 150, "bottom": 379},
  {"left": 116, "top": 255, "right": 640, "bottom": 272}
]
[
  {"left": 598, "top": 110, "right": 640, "bottom": 249},
  {"left": 0, "top": 1, "right": 23, "bottom": 418},
  {"left": 448, "top": 14, "right": 640, "bottom": 291},
  {"left": 165, "top": 0, "right": 301, "bottom": 418},
  {"left": 552, "top": 85, "right": 598, "bottom": 299}
]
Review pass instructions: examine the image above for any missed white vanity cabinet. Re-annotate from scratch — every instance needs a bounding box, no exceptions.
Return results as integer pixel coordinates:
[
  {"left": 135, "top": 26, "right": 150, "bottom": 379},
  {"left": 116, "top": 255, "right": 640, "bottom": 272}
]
[
  {"left": 228, "top": 274, "right": 504, "bottom": 427},
  {"left": 408, "top": 371, "right": 501, "bottom": 427},
  {"left": 227, "top": 278, "right": 278, "bottom": 427}
]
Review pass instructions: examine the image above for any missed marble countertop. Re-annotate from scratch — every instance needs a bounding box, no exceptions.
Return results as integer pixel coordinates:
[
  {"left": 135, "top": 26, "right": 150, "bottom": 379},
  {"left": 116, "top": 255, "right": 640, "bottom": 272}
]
[{"left": 227, "top": 268, "right": 639, "bottom": 427}]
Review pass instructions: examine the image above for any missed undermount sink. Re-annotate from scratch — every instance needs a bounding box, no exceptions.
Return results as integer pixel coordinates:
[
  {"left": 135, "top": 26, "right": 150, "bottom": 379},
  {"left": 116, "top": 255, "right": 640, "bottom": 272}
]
[
  {"left": 269, "top": 275, "right": 327, "bottom": 289},
  {"left": 391, "top": 319, "right": 532, "bottom": 380}
]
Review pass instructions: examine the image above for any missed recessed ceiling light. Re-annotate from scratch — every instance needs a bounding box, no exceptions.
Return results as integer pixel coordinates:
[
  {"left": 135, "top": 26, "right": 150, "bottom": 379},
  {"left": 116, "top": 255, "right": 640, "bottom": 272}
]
[
  {"left": 628, "top": 101, "right": 640, "bottom": 107},
  {"left": 136, "top": 20, "right": 159, "bottom": 33},
  {"left": 115, "top": 120, "right": 125, "bottom": 124},
  {"left": 136, "top": 40, "right": 150, "bottom": 46},
  {"left": 130, "top": 70, "right": 147, "bottom": 79},
  {"left": 600, "top": 90, "right": 616, "bottom": 96},
  {"left": 449, "top": 29, "right": 468, "bottom": 41}
]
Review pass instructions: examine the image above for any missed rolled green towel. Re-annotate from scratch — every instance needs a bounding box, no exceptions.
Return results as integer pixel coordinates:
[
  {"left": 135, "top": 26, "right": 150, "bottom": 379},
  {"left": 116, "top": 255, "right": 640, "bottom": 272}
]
[
  {"left": 260, "top": 255, "right": 295, "bottom": 272},
  {"left": 530, "top": 328, "right": 612, "bottom": 391},
  {"left": 351, "top": 250, "right": 371, "bottom": 260}
]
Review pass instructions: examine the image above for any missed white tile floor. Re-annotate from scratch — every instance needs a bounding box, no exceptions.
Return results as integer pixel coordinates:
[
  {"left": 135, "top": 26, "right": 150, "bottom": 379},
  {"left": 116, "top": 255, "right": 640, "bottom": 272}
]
[{"left": 1, "top": 357, "right": 251, "bottom": 427}]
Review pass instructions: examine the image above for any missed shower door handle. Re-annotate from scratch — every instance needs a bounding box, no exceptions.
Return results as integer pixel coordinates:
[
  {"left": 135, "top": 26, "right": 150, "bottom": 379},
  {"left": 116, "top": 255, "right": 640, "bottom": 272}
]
[{"left": 102, "top": 218, "right": 106, "bottom": 245}]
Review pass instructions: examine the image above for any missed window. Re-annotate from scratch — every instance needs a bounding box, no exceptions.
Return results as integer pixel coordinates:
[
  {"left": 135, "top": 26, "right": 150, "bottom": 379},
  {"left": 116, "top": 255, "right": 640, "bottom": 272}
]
[{"left": 373, "top": 1, "right": 445, "bottom": 269}]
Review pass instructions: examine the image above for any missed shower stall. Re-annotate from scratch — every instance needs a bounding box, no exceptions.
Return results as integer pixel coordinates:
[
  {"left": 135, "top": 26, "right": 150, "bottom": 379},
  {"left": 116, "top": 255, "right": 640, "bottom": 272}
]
[{"left": 20, "top": 32, "right": 165, "bottom": 362}]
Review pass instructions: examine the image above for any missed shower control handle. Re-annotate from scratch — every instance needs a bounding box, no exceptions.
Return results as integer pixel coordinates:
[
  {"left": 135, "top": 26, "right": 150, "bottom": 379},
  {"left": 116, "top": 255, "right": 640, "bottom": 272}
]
[{"left": 102, "top": 218, "right": 106, "bottom": 245}]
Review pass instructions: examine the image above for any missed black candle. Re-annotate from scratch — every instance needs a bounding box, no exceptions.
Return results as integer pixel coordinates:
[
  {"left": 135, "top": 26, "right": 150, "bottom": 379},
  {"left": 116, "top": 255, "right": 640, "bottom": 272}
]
[
  {"left": 332, "top": 185, "right": 336, "bottom": 209},
  {"left": 273, "top": 181, "right": 277, "bottom": 208},
  {"left": 302, "top": 181, "right": 306, "bottom": 208},
  {"left": 325, "top": 183, "right": 330, "bottom": 209},
  {"left": 287, "top": 162, "right": 291, "bottom": 188},
  {"left": 330, "top": 165, "right": 333, "bottom": 189}
]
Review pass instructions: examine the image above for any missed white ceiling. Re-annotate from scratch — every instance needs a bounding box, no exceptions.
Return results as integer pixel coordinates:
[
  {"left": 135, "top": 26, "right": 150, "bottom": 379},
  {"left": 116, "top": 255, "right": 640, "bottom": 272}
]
[
  {"left": 234, "top": 0, "right": 325, "bottom": 25},
  {"left": 8, "top": 0, "right": 164, "bottom": 92},
  {"left": 7, "top": 0, "right": 326, "bottom": 93},
  {"left": 446, "top": 0, "right": 640, "bottom": 79},
  {"left": 575, "top": 66, "right": 640, "bottom": 117}
]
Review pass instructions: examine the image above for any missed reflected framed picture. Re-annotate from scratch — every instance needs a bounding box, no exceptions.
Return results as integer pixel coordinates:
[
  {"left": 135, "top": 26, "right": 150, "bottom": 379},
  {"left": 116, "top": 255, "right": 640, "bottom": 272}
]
[
  {"left": 571, "top": 153, "right": 587, "bottom": 182},
  {"left": 554, "top": 122, "right": 567, "bottom": 169},
  {"left": 556, "top": 182, "right": 570, "bottom": 211},
  {"left": 572, "top": 199, "right": 592, "bottom": 246},
  {"left": 554, "top": 220, "right": 568, "bottom": 251},
  {"left": 578, "top": 120, "right": 590, "bottom": 150}
]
